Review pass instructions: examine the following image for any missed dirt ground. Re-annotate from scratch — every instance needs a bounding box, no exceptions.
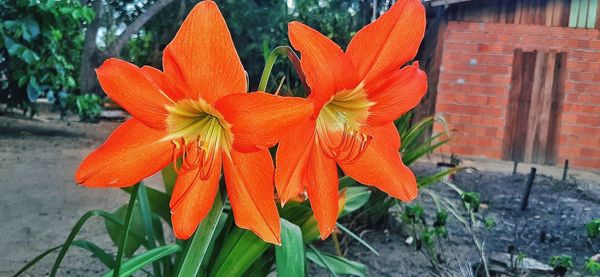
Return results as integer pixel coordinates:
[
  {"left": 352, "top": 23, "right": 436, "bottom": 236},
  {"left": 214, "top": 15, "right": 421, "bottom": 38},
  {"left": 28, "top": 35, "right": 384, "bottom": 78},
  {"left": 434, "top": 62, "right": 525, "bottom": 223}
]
[
  {"left": 332, "top": 166, "right": 600, "bottom": 276},
  {"left": 1, "top": 109, "right": 599, "bottom": 276},
  {"left": 0, "top": 110, "right": 129, "bottom": 276}
]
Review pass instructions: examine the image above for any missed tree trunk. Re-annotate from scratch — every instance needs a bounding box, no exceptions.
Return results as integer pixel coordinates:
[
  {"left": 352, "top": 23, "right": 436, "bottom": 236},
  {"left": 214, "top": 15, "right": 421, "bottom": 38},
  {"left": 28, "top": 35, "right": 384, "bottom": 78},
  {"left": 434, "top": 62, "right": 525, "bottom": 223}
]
[
  {"left": 79, "top": 0, "right": 176, "bottom": 95},
  {"left": 79, "top": 0, "right": 103, "bottom": 94},
  {"left": 150, "top": 0, "right": 186, "bottom": 68}
]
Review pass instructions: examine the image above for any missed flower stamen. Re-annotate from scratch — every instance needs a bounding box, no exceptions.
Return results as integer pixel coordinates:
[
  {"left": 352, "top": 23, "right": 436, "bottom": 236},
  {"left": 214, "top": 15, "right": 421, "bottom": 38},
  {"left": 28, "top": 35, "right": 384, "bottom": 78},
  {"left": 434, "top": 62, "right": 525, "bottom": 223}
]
[{"left": 315, "top": 83, "right": 374, "bottom": 164}]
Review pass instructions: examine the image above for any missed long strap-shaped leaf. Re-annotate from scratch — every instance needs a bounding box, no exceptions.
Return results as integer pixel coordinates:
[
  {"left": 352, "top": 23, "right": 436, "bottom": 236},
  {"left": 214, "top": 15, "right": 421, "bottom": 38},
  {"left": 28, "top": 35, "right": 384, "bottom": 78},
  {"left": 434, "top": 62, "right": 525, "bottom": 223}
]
[
  {"left": 137, "top": 183, "right": 162, "bottom": 277},
  {"left": 306, "top": 246, "right": 367, "bottom": 277},
  {"left": 335, "top": 223, "right": 380, "bottom": 256},
  {"left": 102, "top": 244, "right": 182, "bottom": 277},
  {"left": 209, "top": 228, "right": 270, "bottom": 277},
  {"left": 176, "top": 190, "right": 225, "bottom": 277},
  {"left": 15, "top": 240, "right": 113, "bottom": 276},
  {"left": 49, "top": 209, "right": 133, "bottom": 276},
  {"left": 276, "top": 219, "right": 305, "bottom": 277},
  {"left": 113, "top": 183, "right": 140, "bottom": 277}
]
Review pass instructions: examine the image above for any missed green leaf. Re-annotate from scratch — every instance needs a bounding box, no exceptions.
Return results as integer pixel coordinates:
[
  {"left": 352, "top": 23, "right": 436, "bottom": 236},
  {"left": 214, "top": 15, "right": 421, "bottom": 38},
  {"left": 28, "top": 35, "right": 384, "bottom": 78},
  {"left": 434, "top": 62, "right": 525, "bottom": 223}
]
[
  {"left": 306, "top": 247, "right": 367, "bottom": 276},
  {"left": 113, "top": 184, "right": 140, "bottom": 277},
  {"left": 176, "top": 191, "right": 225, "bottom": 277},
  {"left": 16, "top": 245, "right": 64, "bottom": 276},
  {"left": 417, "top": 167, "right": 462, "bottom": 188},
  {"left": 336, "top": 223, "right": 379, "bottom": 256},
  {"left": 20, "top": 49, "right": 40, "bottom": 64},
  {"left": 21, "top": 17, "right": 40, "bottom": 42},
  {"left": 26, "top": 77, "right": 40, "bottom": 101},
  {"left": 3, "top": 36, "right": 22, "bottom": 55},
  {"left": 198, "top": 212, "right": 229, "bottom": 273},
  {"left": 71, "top": 240, "right": 115, "bottom": 269},
  {"left": 102, "top": 244, "right": 182, "bottom": 277},
  {"left": 210, "top": 228, "right": 270, "bottom": 277},
  {"left": 17, "top": 75, "right": 29, "bottom": 88},
  {"left": 276, "top": 219, "right": 305, "bottom": 277},
  {"left": 122, "top": 185, "right": 171, "bottom": 223},
  {"left": 137, "top": 184, "right": 162, "bottom": 277},
  {"left": 104, "top": 203, "right": 145, "bottom": 258},
  {"left": 15, "top": 240, "right": 113, "bottom": 276},
  {"left": 341, "top": 186, "right": 371, "bottom": 216},
  {"left": 49, "top": 210, "right": 130, "bottom": 276},
  {"left": 586, "top": 218, "right": 600, "bottom": 238}
]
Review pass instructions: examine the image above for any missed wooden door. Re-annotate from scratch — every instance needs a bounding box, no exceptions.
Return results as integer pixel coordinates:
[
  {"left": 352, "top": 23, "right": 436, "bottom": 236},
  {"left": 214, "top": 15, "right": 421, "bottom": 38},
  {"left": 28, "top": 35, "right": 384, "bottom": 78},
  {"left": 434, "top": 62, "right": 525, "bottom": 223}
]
[{"left": 504, "top": 49, "right": 566, "bottom": 164}]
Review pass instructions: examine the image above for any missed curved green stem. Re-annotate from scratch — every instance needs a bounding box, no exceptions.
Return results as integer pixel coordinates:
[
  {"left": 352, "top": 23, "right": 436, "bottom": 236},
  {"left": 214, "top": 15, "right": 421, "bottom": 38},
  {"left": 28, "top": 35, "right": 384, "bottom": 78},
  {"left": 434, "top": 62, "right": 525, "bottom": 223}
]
[
  {"left": 113, "top": 183, "right": 141, "bottom": 277},
  {"left": 258, "top": 46, "right": 302, "bottom": 92}
]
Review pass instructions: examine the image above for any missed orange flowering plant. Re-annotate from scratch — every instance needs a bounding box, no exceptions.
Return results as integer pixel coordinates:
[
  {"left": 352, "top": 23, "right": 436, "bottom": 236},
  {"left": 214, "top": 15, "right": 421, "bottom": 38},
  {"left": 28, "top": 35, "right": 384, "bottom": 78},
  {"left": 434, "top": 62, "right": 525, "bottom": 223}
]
[
  {"left": 75, "top": 0, "right": 314, "bottom": 244},
  {"left": 16, "top": 1, "right": 440, "bottom": 276},
  {"left": 276, "top": 0, "right": 427, "bottom": 239}
]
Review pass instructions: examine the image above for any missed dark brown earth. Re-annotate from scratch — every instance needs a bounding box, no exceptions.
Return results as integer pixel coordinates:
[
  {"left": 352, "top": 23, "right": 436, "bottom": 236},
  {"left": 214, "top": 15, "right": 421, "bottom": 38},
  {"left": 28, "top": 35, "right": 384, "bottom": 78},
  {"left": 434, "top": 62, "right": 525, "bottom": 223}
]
[{"left": 314, "top": 166, "right": 600, "bottom": 276}]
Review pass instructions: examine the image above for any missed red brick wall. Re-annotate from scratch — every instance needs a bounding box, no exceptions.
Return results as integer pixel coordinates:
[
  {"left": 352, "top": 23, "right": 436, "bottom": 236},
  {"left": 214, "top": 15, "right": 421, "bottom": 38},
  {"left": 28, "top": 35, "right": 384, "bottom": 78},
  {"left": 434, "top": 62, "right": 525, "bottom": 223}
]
[{"left": 434, "top": 21, "right": 600, "bottom": 170}]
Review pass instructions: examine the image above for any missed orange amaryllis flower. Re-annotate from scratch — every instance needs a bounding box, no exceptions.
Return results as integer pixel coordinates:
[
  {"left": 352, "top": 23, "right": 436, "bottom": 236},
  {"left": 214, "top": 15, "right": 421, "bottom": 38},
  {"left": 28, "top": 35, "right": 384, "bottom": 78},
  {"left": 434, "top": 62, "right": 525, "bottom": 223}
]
[
  {"left": 75, "top": 1, "right": 312, "bottom": 244},
  {"left": 275, "top": 0, "right": 427, "bottom": 239}
]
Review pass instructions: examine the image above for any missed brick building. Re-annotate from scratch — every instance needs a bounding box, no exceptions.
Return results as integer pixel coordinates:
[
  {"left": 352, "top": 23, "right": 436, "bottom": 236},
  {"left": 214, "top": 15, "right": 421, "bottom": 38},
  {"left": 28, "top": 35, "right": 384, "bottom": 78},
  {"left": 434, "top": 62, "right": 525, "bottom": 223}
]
[{"left": 417, "top": 0, "right": 600, "bottom": 170}]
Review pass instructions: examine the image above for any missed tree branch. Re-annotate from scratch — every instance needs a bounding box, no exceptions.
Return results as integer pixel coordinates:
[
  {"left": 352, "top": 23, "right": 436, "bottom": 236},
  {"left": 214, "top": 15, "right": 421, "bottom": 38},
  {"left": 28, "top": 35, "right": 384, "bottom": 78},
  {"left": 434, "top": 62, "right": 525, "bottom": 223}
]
[{"left": 105, "top": 0, "right": 176, "bottom": 56}]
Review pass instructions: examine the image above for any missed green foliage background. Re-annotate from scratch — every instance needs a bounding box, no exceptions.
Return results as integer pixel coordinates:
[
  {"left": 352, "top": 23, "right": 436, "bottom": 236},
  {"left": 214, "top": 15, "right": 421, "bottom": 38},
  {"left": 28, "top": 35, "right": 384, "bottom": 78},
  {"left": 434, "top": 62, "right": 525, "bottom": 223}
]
[
  {"left": 0, "top": 0, "right": 399, "bottom": 114},
  {"left": 0, "top": 0, "right": 93, "bottom": 114}
]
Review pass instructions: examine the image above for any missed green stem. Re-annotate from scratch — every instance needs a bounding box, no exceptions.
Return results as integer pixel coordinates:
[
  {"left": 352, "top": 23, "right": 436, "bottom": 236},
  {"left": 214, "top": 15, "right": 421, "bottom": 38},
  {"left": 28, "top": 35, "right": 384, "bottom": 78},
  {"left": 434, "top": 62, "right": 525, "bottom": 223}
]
[
  {"left": 331, "top": 231, "right": 343, "bottom": 257},
  {"left": 138, "top": 183, "right": 162, "bottom": 277},
  {"left": 258, "top": 46, "right": 300, "bottom": 92},
  {"left": 113, "top": 183, "right": 141, "bottom": 277}
]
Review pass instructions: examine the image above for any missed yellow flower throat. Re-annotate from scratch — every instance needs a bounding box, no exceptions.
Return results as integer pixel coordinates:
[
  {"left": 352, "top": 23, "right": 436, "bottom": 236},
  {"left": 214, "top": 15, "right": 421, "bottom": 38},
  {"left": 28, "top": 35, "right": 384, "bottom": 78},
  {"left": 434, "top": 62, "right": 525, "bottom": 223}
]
[
  {"left": 165, "top": 99, "right": 232, "bottom": 180},
  {"left": 316, "top": 83, "right": 374, "bottom": 163}
]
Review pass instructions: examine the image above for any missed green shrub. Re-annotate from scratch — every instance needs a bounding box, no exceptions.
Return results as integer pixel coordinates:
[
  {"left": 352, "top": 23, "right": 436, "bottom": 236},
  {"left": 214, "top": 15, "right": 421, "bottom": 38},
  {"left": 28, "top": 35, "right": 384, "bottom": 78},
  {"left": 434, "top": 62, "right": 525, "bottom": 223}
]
[
  {"left": 67, "top": 93, "right": 103, "bottom": 122},
  {"left": 586, "top": 219, "right": 600, "bottom": 238}
]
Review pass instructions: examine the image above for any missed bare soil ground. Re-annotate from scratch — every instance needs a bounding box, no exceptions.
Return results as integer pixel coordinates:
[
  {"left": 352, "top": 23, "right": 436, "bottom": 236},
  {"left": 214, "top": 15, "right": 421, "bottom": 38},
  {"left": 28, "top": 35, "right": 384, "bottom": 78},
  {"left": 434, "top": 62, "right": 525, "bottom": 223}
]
[
  {"left": 317, "top": 164, "right": 600, "bottom": 276},
  {"left": 0, "top": 110, "right": 127, "bottom": 276},
  {"left": 1, "top": 109, "right": 599, "bottom": 276}
]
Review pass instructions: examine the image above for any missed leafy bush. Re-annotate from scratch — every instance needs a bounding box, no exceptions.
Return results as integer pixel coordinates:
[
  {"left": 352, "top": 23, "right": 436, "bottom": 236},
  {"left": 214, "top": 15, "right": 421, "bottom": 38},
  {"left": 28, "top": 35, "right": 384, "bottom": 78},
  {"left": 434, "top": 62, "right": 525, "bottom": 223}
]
[
  {"left": 549, "top": 255, "right": 574, "bottom": 269},
  {"left": 585, "top": 258, "right": 600, "bottom": 276},
  {"left": 550, "top": 255, "right": 574, "bottom": 277},
  {"left": 67, "top": 93, "right": 103, "bottom": 122},
  {"left": 0, "top": 1, "right": 93, "bottom": 114},
  {"left": 587, "top": 218, "right": 600, "bottom": 239}
]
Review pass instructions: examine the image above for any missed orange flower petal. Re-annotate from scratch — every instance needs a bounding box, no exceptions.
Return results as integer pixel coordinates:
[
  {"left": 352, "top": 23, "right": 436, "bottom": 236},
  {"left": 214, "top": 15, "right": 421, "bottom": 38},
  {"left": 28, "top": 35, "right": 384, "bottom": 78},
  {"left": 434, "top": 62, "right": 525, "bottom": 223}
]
[
  {"left": 366, "top": 63, "right": 428, "bottom": 126},
  {"left": 163, "top": 1, "right": 246, "bottom": 103},
  {"left": 346, "top": 0, "right": 425, "bottom": 84},
  {"left": 288, "top": 21, "right": 359, "bottom": 111},
  {"left": 214, "top": 92, "right": 313, "bottom": 152},
  {"left": 141, "top": 66, "right": 186, "bottom": 101},
  {"left": 170, "top": 153, "right": 222, "bottom": 239},
  {"left": 75, "top": 119, "right": 173, "bottom": 187},
  {"left": 339, "top": 124, "right": 417, "bottom": 201},
  {"left": 305, "top": 144, "right": 339, "bottom": 239},
  {"left": 96, "top": 59, "right": 174, "bottom": 130},
  {"left": 275, "top": 119, "right": 316, "bottom": 205},
  {"left": 223, "top": 149, "right": 281, "bottom": 244}
]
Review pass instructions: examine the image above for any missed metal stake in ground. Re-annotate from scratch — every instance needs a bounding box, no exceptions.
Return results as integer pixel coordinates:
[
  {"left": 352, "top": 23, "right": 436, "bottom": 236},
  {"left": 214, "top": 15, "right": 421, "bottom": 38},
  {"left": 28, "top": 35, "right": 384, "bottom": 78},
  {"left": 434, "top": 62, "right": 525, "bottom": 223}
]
[
  {"left": 520, "top": 167, "right": 537, "bottom": 211},
  {"left": 562, "top": 159, "right": 569, "bottom": 182},
  {"left": 512, "top": 161, "right": 518, "bottom": 176}
]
